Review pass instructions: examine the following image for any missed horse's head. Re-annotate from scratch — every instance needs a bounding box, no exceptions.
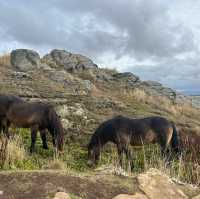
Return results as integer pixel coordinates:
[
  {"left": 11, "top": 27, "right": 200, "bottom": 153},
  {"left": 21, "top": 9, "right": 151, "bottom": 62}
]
[
  {"left": 55, "top": 121, "right": 64, "bottom": 152},
  {"left": 87, "top": 142, "right": 100, "bottom": 167},
  {"left": 48, "top": 108, "right": 64, "bottom": 152}
]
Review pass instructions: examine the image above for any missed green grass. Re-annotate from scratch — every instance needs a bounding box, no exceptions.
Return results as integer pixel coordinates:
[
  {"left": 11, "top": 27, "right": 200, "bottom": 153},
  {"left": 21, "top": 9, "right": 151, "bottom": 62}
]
[{"left": 1, "top": 128, "right": 200, "bottom": 186}]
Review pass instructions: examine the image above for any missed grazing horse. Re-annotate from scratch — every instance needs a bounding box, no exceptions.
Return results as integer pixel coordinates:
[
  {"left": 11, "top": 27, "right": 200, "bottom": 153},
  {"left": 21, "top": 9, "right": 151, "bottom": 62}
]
[
  {"left": 0, "top": 95, "right": 23, "bottom": 135},
  {"left": 87, "top": 115, "right": 180, "bottom": 167},
  {"left": 4, "top": 101, "right": 64, "bottom": 153}
]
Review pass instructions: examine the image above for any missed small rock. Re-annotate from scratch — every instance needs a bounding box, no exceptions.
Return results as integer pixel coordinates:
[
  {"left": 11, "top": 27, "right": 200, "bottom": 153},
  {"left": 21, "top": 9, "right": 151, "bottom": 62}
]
[
  {"left": 54, "top": 192, "right": 70, "bottom": 199},
  {"left": 142, "top": 80, "right": 162, "bottom": 87},
  {"left": 113, "top": 193, "right": 148, "bottom": 199},
  {"left": 113, "top": 72, "right": 140, "bottom": 84},
  {"left": 192, "top": 195, "right": 200, "bottom": 199}
]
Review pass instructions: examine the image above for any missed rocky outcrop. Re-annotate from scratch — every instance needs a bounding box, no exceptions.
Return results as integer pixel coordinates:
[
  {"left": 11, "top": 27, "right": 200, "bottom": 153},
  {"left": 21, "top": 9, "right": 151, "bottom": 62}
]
[
  {"left": 112, "top": 72, "right": 189, "bottom": 102},
  {"left": 42, "top": 49, "right": 98, "bottom": 72},
  {"left": 11, "top": 49, "right": 41, "bottom": 71}
]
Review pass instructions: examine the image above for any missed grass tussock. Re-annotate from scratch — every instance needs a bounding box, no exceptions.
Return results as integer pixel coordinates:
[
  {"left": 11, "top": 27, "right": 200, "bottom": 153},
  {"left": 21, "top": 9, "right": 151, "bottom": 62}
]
[
  {"left": 98, "top": 144, "right": 200, "bottom": 186},
  {"left": 0, "top": 53, "right": 10, "bottom": 66},
  {"left": 0, "top": 135, "right": 26, "bottom": 169},
  {"left": 43, "top": 158, "right": 67, "bottom": 170},
  {"left": 1, "top": 129, "right": 200, "bottom": 185}
]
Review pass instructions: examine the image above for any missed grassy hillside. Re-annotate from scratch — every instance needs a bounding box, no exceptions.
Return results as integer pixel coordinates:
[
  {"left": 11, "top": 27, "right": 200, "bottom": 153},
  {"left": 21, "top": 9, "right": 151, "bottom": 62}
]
[{"left": 0, "top": 52, "right": 200, "bottom": 186}]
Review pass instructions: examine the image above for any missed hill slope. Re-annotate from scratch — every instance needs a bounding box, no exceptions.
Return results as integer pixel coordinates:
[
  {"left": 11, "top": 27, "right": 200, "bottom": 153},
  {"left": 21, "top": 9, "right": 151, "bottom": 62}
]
[{"left": 0, "top": 49, "right": 200, "bottom": 191}]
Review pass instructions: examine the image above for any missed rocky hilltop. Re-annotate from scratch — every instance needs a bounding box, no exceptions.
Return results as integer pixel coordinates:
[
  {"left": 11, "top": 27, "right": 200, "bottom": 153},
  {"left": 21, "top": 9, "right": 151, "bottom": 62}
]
[{"left": 1, "top": 49, "right": 190, "bottom": 101}]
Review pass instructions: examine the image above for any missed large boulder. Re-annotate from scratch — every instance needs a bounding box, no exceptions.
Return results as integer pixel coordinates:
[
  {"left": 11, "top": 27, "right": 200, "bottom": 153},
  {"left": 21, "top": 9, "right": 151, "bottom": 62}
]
[
  {"left": 11, "top": 49, "right": 41, "bottom": 71},
  {"left": 42, "top": 49, "right": 98, "bottom": 72},
  {"left": 137, "top": 169, "right": 188, "bottom": 199}
]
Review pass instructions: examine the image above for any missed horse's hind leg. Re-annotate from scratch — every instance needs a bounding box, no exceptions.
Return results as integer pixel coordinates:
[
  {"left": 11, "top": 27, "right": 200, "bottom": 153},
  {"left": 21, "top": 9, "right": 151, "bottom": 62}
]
[
  {"left": 117, "top": 144, "right": 123, "bottom": 167},
  {"left": 30, "top": 126, "right": 38, "bottom": 153},
  {"left": 2, "top": 120, "right": 10, "bottom": 139},
  {"left": 39, "top": 129, "right": 48, "bottom": 150},
  {"left": 160, "top": 129, "right": 173, "bottom": 164}
]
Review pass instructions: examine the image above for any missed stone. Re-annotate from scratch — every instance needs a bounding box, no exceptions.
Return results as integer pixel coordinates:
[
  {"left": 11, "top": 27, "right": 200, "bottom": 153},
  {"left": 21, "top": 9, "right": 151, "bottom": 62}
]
[
  {"left": 142, "top": 80, "right": 162, "bottom": 87},
  {"left": 54, "top": 192, "right": 70, "bottom": 199},
  {"left": 42, "top": 49, "right": 97, "bottom": 72},
  {"left": 113, "top": 72, "right": 140, "bottom": 84},
  {"left": 11, "top": 71, "right": 32, "bottom": 79},
  {"left": 192, "top": 195, "right": 200, "bottom": 199},
  {"left": 137, "top": 169, "right": 188, "bottom": 199},
  {"left": 113, "top": 193, "right": 148, "bottom": 199},
  {"left": 11, "top": 49, "right": 40, "bottom": 71}
]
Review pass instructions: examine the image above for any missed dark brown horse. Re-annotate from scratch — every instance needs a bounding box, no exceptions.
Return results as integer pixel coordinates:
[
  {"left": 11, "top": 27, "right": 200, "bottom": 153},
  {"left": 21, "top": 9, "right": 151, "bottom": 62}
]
[
  {"left": 0, "top": 95, "right": 23, "bottom": 135},
  {"left": 4, "top": 101, "right": 64, "bottom": 153},
  {"left": 87, "top": 115, "right": 180, "bottom": 167}
]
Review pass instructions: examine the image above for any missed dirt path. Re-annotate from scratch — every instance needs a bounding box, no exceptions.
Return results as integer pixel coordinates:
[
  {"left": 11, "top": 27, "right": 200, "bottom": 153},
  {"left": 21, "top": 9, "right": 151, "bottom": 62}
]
[{"left": 0, "top": 170, "right": 137, "bottom": 199}]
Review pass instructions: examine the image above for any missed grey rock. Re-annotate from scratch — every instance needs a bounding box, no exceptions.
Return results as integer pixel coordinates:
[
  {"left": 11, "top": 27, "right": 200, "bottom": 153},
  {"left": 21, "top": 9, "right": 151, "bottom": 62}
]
[
  {"left": 83, "top": 80, "right": 92, "bottom": 92},
  {"left": 11, "top": 71, "right": 32, "bottom": 79},
  {"left": 142, "top": 81, "right": 162, "bottom": 87},
  {"left": 11, "top": 49, "right": 40, "bottom": 71},
  {"left": 113, "top": 72, "right": 140, "bottom": 84},
  {"left": 42, "top": 49, "right": 97, "bottom": 72},
  {"left": 49, "top": 70, "right": 69, "bottom": 83}
]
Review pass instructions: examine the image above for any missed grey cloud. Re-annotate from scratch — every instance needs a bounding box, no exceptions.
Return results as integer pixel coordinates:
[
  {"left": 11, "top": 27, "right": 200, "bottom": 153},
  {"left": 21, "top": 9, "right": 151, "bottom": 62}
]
[
  {"left": 0, "top": 0, "right": 197, "bottom": 59},
  {"left": 0, "top": 0, "right": 199, "bottom": 94}
]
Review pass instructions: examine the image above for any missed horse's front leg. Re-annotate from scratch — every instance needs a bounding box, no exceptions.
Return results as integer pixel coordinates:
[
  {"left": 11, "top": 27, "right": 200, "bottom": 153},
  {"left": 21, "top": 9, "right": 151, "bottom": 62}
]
[
  {"left": 39, "top": 129, "right": 48, "bottom": 150},
  {"left": 30, "top": 126, "right": 38, "bottom": 153},
  {"left": 125, "top": 147, "right": 132, "bottom": 172},
  {"left": 161, "top": 145, "right": 172, "bottom": 166},
  {"left": 117, "top": 144, "right": 123, "bottom": 168}
]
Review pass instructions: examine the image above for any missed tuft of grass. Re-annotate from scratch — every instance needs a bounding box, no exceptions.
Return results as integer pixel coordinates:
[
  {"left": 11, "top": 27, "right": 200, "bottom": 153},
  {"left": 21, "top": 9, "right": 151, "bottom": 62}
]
[
  {"left": 0, "top": 135, "right": 26, "bottom": 169},
  {"left": 43, "top": 158, "right": 67, "bottom": 170}
]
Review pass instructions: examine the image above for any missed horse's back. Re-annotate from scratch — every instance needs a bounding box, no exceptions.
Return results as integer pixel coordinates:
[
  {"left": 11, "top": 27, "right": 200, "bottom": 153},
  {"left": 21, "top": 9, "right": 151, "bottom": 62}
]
[
  {"left": 0, "top": 95, "right": 23, "bottom": 117},
  {"left": 144, "top": 116, "right": 172, "bottom": 129},
  {"left": 112, "top": 116, "right": 172, "bottom": 145}
]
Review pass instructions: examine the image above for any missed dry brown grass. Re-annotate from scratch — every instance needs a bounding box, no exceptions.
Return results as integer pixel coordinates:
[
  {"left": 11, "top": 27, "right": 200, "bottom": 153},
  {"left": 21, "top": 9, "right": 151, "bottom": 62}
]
[
  {"left": 0, "top": 53, "right": 10, "bottom": 66},
  {"left": 0, "top": 135, "right": 26, "bottom": 168},
  {"left": 43, "top": 159, "right": 67, "bottom": 170},
  {"left": 122, "top": 88, "right": 199, "bottom": 118}
]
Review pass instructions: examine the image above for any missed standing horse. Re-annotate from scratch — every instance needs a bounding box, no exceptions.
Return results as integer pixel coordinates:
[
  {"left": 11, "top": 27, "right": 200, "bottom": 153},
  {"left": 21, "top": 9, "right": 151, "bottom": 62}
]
[
  {"left": 4, "top": 101, "right": 64, "bottom": 153},
  {"left": 0, "top": 95, "right": 23, "bottom": 135},
  {"left": 87, "top": 115, "right": 180, "bottom": 167}
]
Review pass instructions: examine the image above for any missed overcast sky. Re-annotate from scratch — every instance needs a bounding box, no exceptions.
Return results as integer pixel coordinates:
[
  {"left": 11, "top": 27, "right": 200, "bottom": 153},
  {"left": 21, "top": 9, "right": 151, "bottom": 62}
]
[{"left": 0, "top": 0, "right": 200, "bottom": 95}]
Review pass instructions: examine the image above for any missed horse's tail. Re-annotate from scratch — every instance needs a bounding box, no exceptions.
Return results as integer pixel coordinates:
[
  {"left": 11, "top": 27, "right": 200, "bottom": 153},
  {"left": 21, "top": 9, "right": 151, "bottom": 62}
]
[
  {"left": 171, "top": 123, "right": 181, "bottom": 155},
  {"left": 48, "top": 107, "right": 64, "bottom": 151}
]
